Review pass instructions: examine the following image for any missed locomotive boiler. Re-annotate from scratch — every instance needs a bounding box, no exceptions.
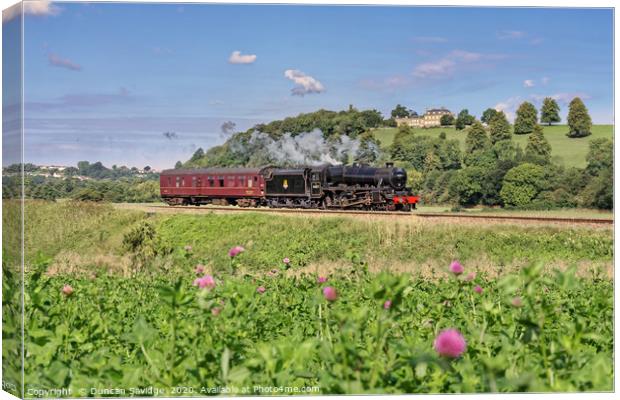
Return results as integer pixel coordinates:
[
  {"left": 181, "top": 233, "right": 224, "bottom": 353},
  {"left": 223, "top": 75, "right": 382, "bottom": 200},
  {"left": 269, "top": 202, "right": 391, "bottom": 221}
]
[{"left": 160, "top": 163, "right": 419, "bottom": 211}]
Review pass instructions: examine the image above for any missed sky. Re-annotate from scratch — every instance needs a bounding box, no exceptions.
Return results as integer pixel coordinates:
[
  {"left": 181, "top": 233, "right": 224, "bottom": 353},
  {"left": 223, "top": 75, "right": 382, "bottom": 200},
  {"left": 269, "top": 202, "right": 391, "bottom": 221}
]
[{"left": 4, "top": 3, "right": 614, "bottom": 169}]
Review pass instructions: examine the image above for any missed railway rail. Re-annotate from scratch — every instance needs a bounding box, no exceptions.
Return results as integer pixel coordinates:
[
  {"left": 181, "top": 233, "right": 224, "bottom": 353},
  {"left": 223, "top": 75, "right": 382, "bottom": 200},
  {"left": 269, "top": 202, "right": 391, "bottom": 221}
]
[{"left": 145, "top": 204, "right": 613, "bottom": 225}]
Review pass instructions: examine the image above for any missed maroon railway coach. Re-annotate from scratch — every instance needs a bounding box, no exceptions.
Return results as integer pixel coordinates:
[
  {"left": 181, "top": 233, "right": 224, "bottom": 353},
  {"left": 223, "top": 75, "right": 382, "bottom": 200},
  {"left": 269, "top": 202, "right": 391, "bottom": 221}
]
[{"left": 159, "top": 168, "right": 267, "bottom": 207}]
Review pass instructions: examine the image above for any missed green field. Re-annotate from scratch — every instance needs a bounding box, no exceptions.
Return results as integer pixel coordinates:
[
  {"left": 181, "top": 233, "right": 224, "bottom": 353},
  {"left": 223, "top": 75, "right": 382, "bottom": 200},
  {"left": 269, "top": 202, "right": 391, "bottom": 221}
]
[
  {"left": 371, "top": 125, "right": 614, "bottom": 169},
  {"left": 2, "top": 201, "right": 613, "bottom": 396}
]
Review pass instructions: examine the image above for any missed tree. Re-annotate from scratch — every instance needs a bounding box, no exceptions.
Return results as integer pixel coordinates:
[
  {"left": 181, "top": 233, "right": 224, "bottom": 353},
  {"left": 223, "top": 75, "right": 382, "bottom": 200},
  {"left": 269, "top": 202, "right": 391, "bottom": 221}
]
[
  {"left": 465, "top": 121, "right": 490, "bottom": 153},
  {"left": 540, "top": 97, "right": 561, "bottom": 126},
  {"left": 566, "top": 97, "right": 592, "bottom": 138},
  {"left": 391, "top": 104, "right": 410, "bottom": 119},
  {"left": 500, "top": 163, "right": 546, "bottom": 207},
  {"left": 440, "top": 114, "right": 455, "bottom": 126},
  {"left": 524, "top": 125, "right": 551, "bottom": 164},
  {"left": 513, "top": 101, "right": 538, "bottom": 134},
  {"left": 455, "top": 109, "right": 474, "bottom": 130},
  {"left": 190, "top": 148, "right": 205, "bottom": 162},
  {"left": 174, "top": 161, "right": 183, "bottom": 169},
  {"left": 585, "top": 138, "right": 613, "bottom": 176},
  {"left": 143, "top": 166, "right": 151, "bottom": 172},
  {"left": 488, "top": 111, "right": 511, "bottom": 144},
  {"left": 481, "top": 108, "right": 499, "bottom": 125}
]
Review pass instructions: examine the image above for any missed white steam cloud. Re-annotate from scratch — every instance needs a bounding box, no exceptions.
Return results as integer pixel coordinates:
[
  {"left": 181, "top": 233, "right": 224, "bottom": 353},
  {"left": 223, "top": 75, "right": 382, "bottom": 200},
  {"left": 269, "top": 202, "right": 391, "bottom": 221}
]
[{"left": 232, "top": 129, "right": 378, "bottom": 166}]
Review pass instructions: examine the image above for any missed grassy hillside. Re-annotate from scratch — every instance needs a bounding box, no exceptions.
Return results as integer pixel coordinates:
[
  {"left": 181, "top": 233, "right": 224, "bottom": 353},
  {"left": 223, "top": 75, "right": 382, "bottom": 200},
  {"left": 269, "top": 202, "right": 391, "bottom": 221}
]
[{"left": 371, "top": 125, "right": 613, "bottom": 168}]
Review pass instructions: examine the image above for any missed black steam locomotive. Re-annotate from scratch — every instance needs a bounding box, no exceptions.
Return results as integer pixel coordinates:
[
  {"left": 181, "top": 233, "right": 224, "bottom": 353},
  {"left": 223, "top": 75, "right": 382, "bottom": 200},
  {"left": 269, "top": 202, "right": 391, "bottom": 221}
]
[{"left": 160, "top": 163, "right": 419, "bottom": 211}]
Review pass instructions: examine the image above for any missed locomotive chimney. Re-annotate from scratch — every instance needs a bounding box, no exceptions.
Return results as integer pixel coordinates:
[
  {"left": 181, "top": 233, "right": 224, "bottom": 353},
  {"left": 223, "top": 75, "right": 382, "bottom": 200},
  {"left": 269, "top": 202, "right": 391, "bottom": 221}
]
[{"left": 385, "top": 162, "right": 394, "bottom": 168}]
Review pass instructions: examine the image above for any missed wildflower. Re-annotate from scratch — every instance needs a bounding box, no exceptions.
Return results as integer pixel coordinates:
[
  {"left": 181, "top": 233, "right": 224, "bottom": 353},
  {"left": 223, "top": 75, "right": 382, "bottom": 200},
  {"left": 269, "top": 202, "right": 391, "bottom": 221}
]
[
  {"left": 257, "top": 286, "right": 266, "bottom": 294},
  {"left": 193, "top": 275, "right": 216, "bottom": 290},
  {"left": 383, "top": 300, "right": 392, "bottom": 310},
  {"left": 449, "top": 260, "right": 464, "bottom": 275},
  {"left": 184, "top": 245, "right": 193, "bottom": 252},
  {"left": 228, "top": 246, "right": 245, "bottom": 258},
  {"left": 323, "top": 286, "right": 338, "bottom": 302},
  {"left": 433, "top": 328, "right": 467, "bottom": 358},
  {"left": 195, "top": 264, "right": 205, "bottom": 275},
  {"left": 211, "top": 307, "right": 222, "bottom": 316},
  {"left": 464, "top": 272, "right": 476, "bottom": 282},
  {"left": 474, "top": 285, "right": 483, "bottom": 294},
  {"left": 317, "top": 276, "right": 327, "bottom": 284},
  {"left": 511, "top": 296, "right": 523, "bottom": 308},
  {"left": 283, "top": 257, "right": 290, "bottom": 264},
  {"left": 62, "top": 285, "right": 74, "bottom": 297}
]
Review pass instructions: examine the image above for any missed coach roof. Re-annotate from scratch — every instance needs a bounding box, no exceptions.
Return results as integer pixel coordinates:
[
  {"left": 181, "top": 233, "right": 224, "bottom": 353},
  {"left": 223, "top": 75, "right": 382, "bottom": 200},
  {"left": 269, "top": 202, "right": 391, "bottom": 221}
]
[{"left": 161, "top": 167, "right": 265, "bottom": 175}]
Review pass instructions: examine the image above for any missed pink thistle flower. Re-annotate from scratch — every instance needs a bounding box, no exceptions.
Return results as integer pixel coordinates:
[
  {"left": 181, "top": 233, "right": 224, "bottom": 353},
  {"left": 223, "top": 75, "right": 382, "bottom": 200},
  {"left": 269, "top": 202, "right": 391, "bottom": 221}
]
[
  {"left": 433, "top": 328, "right": 467, "bottom": 358},
  {"left": 62, "top": 285, "right": 74, "bottom": 297},
  {"left": 383, "top": 300, "right": 392, "bottom": 310},
  {"left": 211, "top": 307, "right": 222, "bottom": 316},
  {"left": 511, "top": 297, "right": 523, "bottom": 308},
  {"left": 473, "top": 285, "right": 483, "bottom": 294},
  {"left": 323, "top": 286, "right": 337, "bottom": 302},
  {"left": 317, "top": 276, "right": 327, "bottom": 284},
  {"left": 283, "top": 257, "right": 290, "bottom": 264},
  {"left": 195, "top": 264, "right": 205, "bottom": 274},
  {"left": 193, "top": 275, "right": 216, "bottom": 290},
  {"left": 449, "top": 260, "right": 464, "bottom": 275},
  {"left": 256, "top": 286, "right": 266, "bottom": 294},
  {"left": 184, "top": 245, "right": 193, "bottom": 252},
  {"left": 464, "top": 272, "right": 476, "bottom": 282},
  {"left": 228, "top": 246, "right": 245, "bottom": 258}
]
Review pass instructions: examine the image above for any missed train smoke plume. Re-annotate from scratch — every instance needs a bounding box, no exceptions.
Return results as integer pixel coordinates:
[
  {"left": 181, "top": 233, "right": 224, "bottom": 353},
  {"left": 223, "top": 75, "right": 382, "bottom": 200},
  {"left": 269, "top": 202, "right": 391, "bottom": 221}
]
[{"left": 237, "top": 129, "right": 378, "bottom": 166}]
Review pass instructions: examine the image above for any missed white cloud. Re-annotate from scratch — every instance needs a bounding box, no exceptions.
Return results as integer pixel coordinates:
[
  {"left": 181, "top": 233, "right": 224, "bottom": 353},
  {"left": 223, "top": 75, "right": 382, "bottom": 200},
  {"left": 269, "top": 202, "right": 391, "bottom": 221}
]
[
  {"left": 523, "top": 79, "right": 535, "bottom": 88},
  {"left": 284, "top": 69, "right": 325, "bottom": 96},
  {"left": 228, "top": 51, "right": 257, "bottom": 64},
  {"left": 3, "top": 0, "right": 60, "bottom": 23},
  {"left": 497, "top": 30, "right": 526, "bottom": 40},
  {"left": 48, "top": 53, "right": 82, "bottom": 71},
  {"left": 531, "top": 92, "right": 590, "bottom": 105},
  {"left": 493, "top": 96, "right": 522, "bottom": 121},
  {"left": 412, "top": 50, "right": 484, "bottom": 79}
]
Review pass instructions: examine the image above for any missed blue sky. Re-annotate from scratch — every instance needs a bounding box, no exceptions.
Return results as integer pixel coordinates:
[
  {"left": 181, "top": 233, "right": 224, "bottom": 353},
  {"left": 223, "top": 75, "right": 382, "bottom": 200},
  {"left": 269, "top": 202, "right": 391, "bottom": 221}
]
[{"left": 13, "top": 3, "right": 614, "bottom": 169}]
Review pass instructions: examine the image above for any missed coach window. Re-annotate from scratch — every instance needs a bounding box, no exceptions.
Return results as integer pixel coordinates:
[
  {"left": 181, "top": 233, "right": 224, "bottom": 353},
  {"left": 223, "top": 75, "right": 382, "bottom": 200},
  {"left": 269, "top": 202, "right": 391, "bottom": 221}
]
[
  {"left": 192, "top": 177, "right": 197, "bottom": 187},
  {"left": 218, "top": 176, "right": 224, "bottom": 187},
  {"left": 228, "top": 176, "right": 235, "bottom": 187},
  {"left": 182, "top": 177, "right": 186, "bottom": 186},
  {"left": 168, "top": 177, "right": 172, "bottom": 186},
  {"left": 196, "top": 177, "right": 202, "bottom": 187},
  {"left": 208, "top": 176, "right": 214, "bottom": 187},
  {"left": 248, "top": 176, "right": 253, "bottom": 188},
  {"left": 239, "top": 176, "right": 246, "bottom": 186},
  {"left": 176, "top": 177, "right": 181, "bottom": 188}
]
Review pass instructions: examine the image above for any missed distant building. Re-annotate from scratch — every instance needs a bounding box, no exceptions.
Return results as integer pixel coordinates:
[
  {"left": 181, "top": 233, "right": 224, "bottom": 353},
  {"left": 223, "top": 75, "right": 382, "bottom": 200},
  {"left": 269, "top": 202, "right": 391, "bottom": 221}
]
[{"left": 395, "top": 108, "right": 453, "bottom": 128}]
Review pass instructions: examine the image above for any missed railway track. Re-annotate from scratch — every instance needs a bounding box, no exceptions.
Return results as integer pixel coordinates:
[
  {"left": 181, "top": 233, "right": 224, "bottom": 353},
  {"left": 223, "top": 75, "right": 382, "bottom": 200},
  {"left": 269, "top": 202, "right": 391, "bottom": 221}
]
[{"left": 146, "top": 205, "right": 613, "bottom": 225}]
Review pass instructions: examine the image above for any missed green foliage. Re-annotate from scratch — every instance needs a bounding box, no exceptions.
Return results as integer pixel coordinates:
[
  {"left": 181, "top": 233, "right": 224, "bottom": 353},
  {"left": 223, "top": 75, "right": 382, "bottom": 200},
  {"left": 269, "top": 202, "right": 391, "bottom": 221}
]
[
  {"left": 500, "top": 163, "right": 547, "bottom": 207},
  {"left": 390, "top": 133, "right": 461, "bottom": 172},
  {"left": 465, "top": 122, "right": 490, "bottom": 154},
  {"left": 513, "top": 102, "right": 538, "bottom": 135},
  {"left": 566, "top": 97, "right": 592, "bottom": 138},
  {"left": 524, "top": 125, "right": 552, "bottom": 165},
  {"left": 455, "top": 109, "right": 475, "bottom": 130},
  {"left": 174, "top": 161, "right": 183, "bottom": 169},
  {"left": 440, "top": 114, "right": 455, "bottom": 126},
  {"left": 488, "top": 111, "right": 512, "bottom": 144},
  {"left": 391, "top": 104, "right": 411, "bottom": 119},
  {"left": 585, "top": 138, "right": 612, "bottom": 176},
  {"left": 481, "top": 108, "right": 499, "bottom": 124},
  {"left": 540, "top": 97, "right": 561, "bottom": 126}
]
